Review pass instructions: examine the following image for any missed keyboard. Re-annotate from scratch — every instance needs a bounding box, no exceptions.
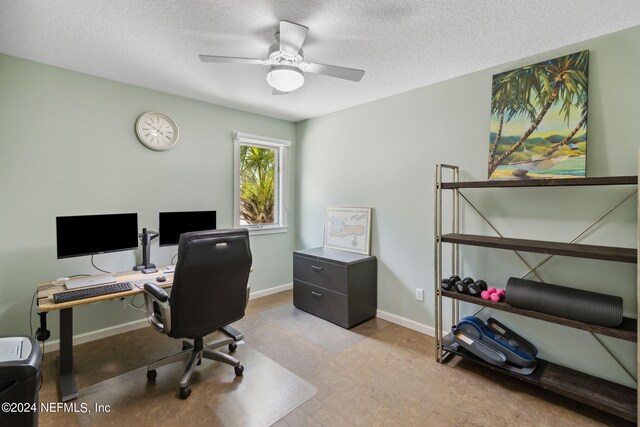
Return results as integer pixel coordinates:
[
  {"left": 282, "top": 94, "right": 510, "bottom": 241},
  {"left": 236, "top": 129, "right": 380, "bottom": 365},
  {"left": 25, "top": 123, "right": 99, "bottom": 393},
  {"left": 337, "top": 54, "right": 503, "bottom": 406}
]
[{"left": 53, "top": 282, "right": 133, "bottom": 304}]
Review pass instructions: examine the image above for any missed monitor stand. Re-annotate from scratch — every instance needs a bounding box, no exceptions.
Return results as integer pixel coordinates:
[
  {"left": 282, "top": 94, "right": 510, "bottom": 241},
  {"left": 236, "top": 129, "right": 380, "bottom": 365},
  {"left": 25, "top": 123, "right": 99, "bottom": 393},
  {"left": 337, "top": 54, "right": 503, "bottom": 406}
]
[
  {"left": 133, "top": 228, "right": 158, "bottom": 274},
  {"left": 64, "top": 275, "right": 117, "bottom": 290}
]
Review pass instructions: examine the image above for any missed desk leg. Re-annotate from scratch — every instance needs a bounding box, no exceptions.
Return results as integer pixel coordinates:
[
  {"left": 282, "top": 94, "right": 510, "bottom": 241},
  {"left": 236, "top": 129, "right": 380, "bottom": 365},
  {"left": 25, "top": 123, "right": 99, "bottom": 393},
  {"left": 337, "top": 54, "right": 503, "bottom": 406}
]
[{"left": 58, "top": 308, "right": 78, "bottom": 402}]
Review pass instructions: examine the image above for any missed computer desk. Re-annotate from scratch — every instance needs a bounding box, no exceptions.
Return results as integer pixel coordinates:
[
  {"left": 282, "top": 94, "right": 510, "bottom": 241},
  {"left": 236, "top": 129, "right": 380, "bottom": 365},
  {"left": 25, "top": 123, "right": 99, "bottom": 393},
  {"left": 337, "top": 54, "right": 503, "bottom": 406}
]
[{"left": 36, "top": 267, "right": 244, "bottom": 402}]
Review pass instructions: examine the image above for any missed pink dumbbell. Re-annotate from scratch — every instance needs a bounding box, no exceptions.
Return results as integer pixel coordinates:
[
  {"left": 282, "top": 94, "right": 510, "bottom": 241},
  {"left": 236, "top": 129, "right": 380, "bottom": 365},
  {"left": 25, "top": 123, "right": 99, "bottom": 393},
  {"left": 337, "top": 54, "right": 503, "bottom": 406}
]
[
  {"left": 481, "top": 288, "right": 496, "bottom": 300},
  {"left": 489, "top": 289, "right": 506, "bottom": 302}
]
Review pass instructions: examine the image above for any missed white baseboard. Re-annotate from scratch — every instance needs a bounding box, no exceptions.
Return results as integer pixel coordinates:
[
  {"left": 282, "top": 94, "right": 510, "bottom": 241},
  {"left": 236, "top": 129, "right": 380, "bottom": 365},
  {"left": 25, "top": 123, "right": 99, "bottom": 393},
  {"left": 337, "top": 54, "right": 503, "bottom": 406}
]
[
  {"left": 42, "top": 318, "right": 149, "bottom": 353},
  {"left": 376, "top": 309, "right": 435, "bottom": 337},
  {"left": 249, "top": 282, "right": 292, "bottom": 300},
  {"left": 42, "top": 283, "right": 293, "bottom": 353}
]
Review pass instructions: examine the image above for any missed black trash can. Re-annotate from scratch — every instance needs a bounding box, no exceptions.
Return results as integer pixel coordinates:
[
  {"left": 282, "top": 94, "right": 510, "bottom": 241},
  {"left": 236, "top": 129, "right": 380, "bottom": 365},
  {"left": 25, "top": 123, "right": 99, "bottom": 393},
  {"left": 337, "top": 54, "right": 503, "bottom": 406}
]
[{"left": 0, "top": 336, "right": 42, "bottom": 427}]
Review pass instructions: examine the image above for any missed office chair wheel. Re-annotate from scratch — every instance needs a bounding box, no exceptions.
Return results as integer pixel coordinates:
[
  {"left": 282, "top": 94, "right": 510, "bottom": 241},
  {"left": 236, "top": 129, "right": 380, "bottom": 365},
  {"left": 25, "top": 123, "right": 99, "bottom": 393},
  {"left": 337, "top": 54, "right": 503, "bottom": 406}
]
[
  {"left": 228, "top": 342, "right": 237, "bottom": 353},
  {"left": 147, "top": 369, "right": 157, "bottom": 381},
  {"left": 234, "top": 364, "right": 244, "bottom": 376},
  {"left": 179, "top": 386, "right": 191, "bottom": 399}
]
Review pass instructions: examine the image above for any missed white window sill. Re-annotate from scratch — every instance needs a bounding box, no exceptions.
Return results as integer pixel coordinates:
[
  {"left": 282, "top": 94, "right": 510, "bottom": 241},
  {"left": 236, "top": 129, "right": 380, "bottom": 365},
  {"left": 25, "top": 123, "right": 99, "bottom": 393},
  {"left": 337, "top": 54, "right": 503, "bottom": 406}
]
[{"left": 240, "top": 226, "right": 288, "bottom": 236}]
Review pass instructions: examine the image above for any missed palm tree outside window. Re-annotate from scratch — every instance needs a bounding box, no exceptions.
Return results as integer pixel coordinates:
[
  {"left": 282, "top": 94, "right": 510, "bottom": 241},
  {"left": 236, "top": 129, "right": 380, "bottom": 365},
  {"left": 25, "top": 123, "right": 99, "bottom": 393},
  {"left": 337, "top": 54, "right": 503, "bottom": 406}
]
[{"left": 233, "top": 132, "right": 290, "bottom": 234}]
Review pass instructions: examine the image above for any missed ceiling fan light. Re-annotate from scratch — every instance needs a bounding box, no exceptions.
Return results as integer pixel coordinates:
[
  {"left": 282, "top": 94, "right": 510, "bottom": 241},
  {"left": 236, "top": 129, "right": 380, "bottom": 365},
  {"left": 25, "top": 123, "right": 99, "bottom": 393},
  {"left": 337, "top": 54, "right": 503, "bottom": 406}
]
[{"left": 267, "top": 65, "right": 304, "bottom": 92}]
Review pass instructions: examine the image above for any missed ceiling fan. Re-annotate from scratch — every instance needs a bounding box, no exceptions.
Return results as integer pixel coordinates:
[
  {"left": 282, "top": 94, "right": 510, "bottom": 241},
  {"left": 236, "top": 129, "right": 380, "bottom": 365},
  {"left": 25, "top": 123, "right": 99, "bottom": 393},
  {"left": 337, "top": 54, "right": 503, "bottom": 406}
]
[{"left": 199, "top": 21, "right": 365, "bottom": 94}]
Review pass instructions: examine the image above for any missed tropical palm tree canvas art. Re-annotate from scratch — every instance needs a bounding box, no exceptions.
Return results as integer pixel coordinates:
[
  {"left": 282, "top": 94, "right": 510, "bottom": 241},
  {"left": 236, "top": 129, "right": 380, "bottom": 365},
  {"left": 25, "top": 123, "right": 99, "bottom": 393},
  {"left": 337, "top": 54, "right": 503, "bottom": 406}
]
[{"left": 488, "top": 50, "right": 588, "bottom": 180}]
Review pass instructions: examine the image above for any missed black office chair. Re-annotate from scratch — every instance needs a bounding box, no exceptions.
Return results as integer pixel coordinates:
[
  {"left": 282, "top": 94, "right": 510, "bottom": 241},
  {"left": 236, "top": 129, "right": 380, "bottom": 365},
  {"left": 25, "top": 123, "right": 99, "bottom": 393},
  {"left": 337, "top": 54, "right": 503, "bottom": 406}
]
[{"left": 143, "top": 229, "right": 252, "bottom": 399}]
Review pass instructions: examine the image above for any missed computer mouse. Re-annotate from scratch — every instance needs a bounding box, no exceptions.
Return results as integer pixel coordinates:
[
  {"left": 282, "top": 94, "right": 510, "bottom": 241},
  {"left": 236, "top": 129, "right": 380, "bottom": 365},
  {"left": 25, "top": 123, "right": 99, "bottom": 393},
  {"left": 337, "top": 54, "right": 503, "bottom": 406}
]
[{"left": 156, "top": 275, "right": 166, "bottom": 282}]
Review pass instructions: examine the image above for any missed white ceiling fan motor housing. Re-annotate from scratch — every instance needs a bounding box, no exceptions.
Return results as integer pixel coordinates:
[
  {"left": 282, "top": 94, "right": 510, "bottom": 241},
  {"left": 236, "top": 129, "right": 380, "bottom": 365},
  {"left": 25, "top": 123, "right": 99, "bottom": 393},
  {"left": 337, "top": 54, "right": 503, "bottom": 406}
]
[{"left": 268, "top": 44, "right": 304, "bottom": 67}]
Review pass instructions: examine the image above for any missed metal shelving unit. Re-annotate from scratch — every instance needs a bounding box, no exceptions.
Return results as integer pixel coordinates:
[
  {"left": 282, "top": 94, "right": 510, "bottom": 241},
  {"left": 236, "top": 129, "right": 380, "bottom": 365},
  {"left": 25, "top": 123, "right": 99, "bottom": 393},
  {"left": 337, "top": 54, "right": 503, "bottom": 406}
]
[{"left": 434, "top": 164, "right": 638, "bottom": 422}]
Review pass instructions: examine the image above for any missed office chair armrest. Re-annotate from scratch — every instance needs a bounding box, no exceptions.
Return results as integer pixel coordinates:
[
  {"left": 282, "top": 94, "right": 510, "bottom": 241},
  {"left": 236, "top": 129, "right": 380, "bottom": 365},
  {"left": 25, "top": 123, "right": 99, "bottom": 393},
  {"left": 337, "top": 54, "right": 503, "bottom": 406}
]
[
  {"left": 246, "top": 266, "right": 253, "bottom": 306},
  {"left": 143, "top": 283, "right": 171, "bottom": 334},
  {"left": 144, "top": 282, "right": 169, "bottom": 302}
]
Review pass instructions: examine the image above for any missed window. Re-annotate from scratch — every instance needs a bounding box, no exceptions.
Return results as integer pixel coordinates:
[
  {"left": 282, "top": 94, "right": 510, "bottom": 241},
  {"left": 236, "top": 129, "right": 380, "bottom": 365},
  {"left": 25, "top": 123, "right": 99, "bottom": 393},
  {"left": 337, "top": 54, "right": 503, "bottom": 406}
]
[{"left": 233, "top": 132, "right": 290, "bottom": 234}]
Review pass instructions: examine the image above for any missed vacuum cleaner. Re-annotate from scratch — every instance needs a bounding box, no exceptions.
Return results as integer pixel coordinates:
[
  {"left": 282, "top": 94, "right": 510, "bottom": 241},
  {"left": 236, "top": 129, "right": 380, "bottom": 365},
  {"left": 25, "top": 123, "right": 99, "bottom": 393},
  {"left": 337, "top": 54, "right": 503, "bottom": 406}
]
[{"left": 443, "top": 316, "right": 538, "bottom": 375}]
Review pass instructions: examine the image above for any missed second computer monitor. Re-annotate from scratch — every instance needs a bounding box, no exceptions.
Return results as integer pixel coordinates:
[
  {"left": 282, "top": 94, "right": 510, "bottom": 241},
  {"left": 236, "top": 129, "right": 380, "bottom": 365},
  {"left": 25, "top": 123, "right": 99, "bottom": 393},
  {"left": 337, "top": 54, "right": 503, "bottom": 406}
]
[{"left": 159, "top": 210, "right": 217, "bottom": 246}]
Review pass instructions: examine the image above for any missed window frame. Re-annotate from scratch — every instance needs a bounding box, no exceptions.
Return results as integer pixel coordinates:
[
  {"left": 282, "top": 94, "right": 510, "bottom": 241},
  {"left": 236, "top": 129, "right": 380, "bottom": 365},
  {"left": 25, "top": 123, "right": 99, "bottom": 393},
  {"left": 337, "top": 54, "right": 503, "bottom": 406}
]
[{"left": 233, "top": 131, "right": 290, "bottom": 235}]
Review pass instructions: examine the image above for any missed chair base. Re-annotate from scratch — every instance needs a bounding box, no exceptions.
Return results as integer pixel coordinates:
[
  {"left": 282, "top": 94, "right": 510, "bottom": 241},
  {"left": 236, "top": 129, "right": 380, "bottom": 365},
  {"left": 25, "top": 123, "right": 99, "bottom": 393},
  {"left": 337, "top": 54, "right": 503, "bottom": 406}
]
[{"left": 147, "top": 334, "right": 243, "bottom": 398}]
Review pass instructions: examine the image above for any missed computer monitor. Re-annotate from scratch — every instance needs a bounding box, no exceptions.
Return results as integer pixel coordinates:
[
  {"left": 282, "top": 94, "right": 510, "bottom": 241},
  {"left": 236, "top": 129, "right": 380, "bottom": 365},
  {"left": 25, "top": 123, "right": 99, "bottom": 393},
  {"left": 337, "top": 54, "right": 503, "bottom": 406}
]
[
  {"left": 159, "top": 211, "right": 217, "bottom": 246},
  {"left": 56, "top": 213, "right": 139, "bottom": 259}
]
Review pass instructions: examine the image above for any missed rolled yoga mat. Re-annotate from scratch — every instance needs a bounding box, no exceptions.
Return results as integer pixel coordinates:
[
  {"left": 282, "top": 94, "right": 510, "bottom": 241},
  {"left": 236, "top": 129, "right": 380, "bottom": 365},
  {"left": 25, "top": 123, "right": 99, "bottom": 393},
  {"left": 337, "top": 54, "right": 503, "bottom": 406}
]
[{"left": 505, "top": 277, "right": 623, "bottom": 327}]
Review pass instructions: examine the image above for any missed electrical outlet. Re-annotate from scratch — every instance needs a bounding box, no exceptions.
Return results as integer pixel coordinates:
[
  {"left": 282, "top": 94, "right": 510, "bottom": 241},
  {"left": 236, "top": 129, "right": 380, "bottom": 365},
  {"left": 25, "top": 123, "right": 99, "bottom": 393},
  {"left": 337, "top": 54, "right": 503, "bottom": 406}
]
[{"left": 416, "top": 288, "right": 424, "bottom": 302}]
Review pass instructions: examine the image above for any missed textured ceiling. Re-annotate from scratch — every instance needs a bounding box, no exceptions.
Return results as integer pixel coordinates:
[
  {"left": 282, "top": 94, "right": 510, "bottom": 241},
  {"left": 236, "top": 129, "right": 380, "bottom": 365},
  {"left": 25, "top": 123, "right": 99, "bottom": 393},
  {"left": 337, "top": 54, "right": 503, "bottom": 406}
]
[{"left": 1, "top": 1, "right": 639, "bottom": 122}]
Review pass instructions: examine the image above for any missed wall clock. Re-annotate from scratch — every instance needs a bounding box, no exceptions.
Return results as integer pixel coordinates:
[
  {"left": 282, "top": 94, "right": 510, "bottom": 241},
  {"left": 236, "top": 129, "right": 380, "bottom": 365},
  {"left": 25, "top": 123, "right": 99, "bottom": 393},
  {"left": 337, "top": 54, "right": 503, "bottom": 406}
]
[{"left": 135, "top": 112, "right": 179, "bottom": 151}]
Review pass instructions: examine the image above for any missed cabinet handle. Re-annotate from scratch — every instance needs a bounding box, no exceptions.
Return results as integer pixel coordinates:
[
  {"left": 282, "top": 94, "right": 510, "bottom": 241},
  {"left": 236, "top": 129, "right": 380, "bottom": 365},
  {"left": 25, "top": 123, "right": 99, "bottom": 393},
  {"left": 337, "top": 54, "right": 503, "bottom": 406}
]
[
  {"left": 311, "top": 265, "right": 324, "bottom": 271},
  {"left": 311, "top": 291, "right": 323, "bottom": 298}
]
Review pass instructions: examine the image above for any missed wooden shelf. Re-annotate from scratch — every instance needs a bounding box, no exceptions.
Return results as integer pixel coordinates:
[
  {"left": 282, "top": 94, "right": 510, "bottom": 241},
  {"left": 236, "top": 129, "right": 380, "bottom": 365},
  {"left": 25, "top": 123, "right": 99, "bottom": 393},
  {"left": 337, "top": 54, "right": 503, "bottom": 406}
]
[
  {"left": 441, "top": 233, "right": 637, "bottom": 264},
  {"left": 435, "top": 169, "right": 638, "bottom": 421},
  {"left": 446, "top": 346, "right": 637, "bottom": 422},
  {"left": 441, "top": 175, "right": 637, "bottom": 189},
  {"left": 441, "top": 290, "right": 637, "bottom": 342}
]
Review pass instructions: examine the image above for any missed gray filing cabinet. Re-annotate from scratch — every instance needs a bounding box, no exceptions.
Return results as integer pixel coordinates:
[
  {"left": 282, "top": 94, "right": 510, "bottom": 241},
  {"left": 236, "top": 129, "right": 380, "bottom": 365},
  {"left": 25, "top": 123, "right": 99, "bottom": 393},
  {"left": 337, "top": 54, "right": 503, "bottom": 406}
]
[{"left": 293, "top": 247, "right": 377, "bottom": 328}]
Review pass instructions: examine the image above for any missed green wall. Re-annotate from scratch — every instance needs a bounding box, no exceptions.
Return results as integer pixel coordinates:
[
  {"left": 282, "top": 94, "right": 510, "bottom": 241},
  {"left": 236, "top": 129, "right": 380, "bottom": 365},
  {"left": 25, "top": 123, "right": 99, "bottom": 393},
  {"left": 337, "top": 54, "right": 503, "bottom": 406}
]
[
  {"left": 0, "top": 54, "right": 296, "bottom": 341},
  {"left": 296, "top": 26, "right": 639, "bottom": 386}
]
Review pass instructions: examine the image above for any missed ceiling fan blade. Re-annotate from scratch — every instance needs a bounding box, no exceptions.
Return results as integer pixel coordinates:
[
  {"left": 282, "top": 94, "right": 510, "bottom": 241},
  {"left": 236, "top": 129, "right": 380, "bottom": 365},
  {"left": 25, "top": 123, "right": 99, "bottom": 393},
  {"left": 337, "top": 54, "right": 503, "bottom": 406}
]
[
  {"left": 279, "top": 21, "right": 308, "bottom": 57},
  {"left": 199, "top": 55, "right": 266, "bottom": 65},
  {"left": 304, "top": 62, "right": 365, "bottom": 82},
  {"left": 272, "top": 88, "right": 290, "bottom": 95}
]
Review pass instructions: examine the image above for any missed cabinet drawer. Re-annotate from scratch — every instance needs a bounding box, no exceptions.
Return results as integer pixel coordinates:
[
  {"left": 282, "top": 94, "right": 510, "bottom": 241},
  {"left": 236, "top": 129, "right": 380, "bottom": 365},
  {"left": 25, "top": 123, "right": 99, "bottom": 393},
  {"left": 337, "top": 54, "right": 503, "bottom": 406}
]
[
  {"left": 293, "top": 281, "right": 349, "bottom": 328},
  {"left": 293, "top": 256, "right": 348, "bottom": 294}
]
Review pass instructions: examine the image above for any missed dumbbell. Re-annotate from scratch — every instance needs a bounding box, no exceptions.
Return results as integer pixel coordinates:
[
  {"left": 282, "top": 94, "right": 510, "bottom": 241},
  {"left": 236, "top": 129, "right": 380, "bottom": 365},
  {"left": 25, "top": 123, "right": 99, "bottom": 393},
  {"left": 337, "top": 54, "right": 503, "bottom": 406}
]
[
  {"left": 441, "top": 275, "right": 460, "bottom": 291},
  {"left": 467, "top": 279, "right": 487, "bottom": 296},
  {"left": 454, "top": 277, "right": 475, "bottom": 293},
  {"left": 481, "top": 287, "right": 496, "bottom": 300},
  {"left": 491, "top": 289, "right": 506, "bottom": 302},
  {"left": 481, "top": 288, "right": 505, "bottom": 301}
]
